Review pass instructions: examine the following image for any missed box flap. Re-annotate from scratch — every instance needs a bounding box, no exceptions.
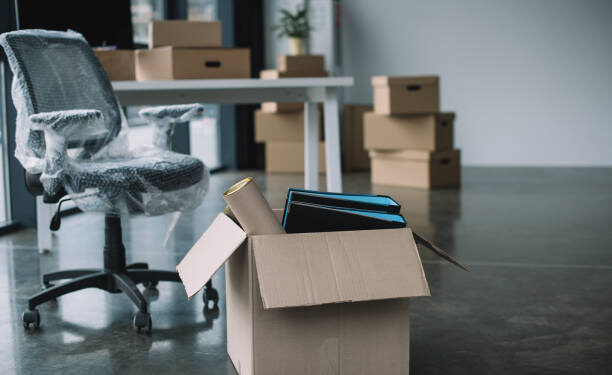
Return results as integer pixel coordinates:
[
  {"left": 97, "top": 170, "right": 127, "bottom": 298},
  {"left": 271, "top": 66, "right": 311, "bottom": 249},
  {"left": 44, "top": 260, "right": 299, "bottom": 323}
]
[
  {"left": 371, "top": 75, "right": 439, "bottom": 87},
  {"left": 369, "top": 149, "right": 460, "bottom": 161},
  {"left": 176, "top": 213, "right": 247, "bottom": 299},
  {"left": 252, "top": 228, "right": 430, "bottom": 309}
]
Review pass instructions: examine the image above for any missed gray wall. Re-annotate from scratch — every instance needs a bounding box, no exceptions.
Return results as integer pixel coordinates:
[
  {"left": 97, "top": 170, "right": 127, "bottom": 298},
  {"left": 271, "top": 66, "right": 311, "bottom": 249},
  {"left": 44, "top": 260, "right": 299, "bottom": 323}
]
[
  {"left": 341, "top": 0, "right": 612, "bottom": 166},
  {"left": 263, "top": 0, "right": 612, "bottom": 166}
]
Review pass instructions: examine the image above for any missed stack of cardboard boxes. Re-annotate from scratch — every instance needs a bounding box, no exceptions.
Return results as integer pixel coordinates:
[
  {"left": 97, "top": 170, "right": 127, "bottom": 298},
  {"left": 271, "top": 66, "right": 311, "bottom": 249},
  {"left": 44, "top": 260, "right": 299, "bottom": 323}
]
[
  {"left": 255, "top": 55, "right": 328, "bottom": 173},
  {"left": 94, "top": 21, "right": 251, "bottom": 81},
  {"left": 135, "top": 21, "right": 250, "bottom": 80},
  {"left": 364, "top": 76, "right": 461, "bottom": 188}
]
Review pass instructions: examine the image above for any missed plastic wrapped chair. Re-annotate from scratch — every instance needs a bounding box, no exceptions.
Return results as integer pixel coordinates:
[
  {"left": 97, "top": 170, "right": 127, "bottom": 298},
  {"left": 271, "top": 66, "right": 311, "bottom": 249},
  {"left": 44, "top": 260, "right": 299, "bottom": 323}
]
[{"left": 0, "top": 29, "right": 218, "bottom": 333}]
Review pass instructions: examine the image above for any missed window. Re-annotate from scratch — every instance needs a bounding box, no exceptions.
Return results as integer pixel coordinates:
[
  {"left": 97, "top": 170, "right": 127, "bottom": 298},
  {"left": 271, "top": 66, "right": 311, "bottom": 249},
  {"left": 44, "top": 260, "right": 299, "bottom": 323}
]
[
  {"left": 131, "top": 0, "right": 166, "bottom": 46},
  {"left": 187, "top": 0, "right": 222, "bottom": 169},
  {"left": 125, "top": 0, "right": 222, "bottom": 169}
]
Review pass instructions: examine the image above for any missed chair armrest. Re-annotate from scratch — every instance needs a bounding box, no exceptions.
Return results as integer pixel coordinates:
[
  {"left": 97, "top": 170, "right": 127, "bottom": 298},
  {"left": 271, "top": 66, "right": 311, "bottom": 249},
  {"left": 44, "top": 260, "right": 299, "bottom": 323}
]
[
  {"left": 29, "top": 109, "right": 102, "bottom": 135},
  {"left": 139, "top": 104, "right": 204, "bottom": 123},
  {"left": 139, "top": 104, "right": 204, "bottom": 150},
  {"left": 28, "top": 109, "right": 103, "bottom": 199}
]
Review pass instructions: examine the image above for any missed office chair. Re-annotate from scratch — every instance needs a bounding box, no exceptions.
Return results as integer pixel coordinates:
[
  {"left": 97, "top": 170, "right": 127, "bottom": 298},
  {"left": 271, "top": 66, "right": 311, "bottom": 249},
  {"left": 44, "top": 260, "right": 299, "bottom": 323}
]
[{"left": 0, "top": 29, "right": 218, "bottom": 333}]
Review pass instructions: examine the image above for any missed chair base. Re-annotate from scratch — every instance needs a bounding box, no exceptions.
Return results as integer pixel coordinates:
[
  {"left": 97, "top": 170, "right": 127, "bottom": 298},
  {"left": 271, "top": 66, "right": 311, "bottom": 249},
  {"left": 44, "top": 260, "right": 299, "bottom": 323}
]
[{"left": 22, "top": 214, "right": 218, "bottom": 333}]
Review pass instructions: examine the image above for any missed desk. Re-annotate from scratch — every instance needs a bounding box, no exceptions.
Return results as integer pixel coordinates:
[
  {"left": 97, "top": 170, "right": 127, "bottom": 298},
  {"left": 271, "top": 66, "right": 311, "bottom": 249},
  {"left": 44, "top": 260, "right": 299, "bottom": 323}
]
[
  {"left": 112, "top": 77, "right": 353, "bottom": 193},
  {"left": 36, "top": 77, "right": 353, "bottom": 251}
]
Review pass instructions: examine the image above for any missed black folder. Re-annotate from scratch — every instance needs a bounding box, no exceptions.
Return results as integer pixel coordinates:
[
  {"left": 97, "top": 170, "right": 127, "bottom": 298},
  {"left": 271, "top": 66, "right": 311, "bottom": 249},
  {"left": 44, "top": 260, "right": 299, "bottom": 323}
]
[
  {"left": 282, "top": 189, "right": 401, "bottom": 227},
  {"left": 284, "top": 201, "right": 407, "bottom": 234}
]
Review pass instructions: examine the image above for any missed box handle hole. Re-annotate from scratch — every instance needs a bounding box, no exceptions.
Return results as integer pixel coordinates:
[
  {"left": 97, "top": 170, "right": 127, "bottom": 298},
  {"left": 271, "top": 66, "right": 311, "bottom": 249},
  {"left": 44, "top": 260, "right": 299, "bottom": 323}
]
[
  {"left": 440, "top": 158, "right": 450, "bottom": 165},
  {"left": 205, "top": 61, "right": 221, "bottom": 68},
  {"left": 441, "top": 121, "right": 448, "bottom": 127},
  {"left": 406, "top": 85, "right": 421, "bottom": 91}
]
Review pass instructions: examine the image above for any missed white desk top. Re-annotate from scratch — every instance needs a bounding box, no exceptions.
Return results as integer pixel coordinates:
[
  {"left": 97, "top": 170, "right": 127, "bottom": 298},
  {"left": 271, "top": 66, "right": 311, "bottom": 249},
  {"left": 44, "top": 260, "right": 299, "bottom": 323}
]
[{"left": 112, "top": 77, "right": 354, "bottom": 92}]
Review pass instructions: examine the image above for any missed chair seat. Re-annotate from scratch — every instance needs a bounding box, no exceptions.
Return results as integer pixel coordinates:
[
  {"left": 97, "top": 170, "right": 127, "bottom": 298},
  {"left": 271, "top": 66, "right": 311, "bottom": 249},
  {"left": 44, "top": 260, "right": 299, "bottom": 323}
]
[{"left": 65, "top": 149, "right": 205, "bottom": 194}]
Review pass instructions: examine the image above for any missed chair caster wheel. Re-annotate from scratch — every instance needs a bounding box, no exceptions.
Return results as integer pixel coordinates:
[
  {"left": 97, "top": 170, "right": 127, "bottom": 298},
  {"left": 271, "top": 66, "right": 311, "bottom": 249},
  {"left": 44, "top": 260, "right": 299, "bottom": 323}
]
[
  {"left": 143, "top": 280, "right": 158, "bottom": 289},
  {"left": 133, "top": 311, "right": 152, "bottom": 333},
  {"left": 203, "top": 287, "right": 219, "bottom": 310},
  {"left": 22, "top": 309, "right": 40, "bottom": 329}
]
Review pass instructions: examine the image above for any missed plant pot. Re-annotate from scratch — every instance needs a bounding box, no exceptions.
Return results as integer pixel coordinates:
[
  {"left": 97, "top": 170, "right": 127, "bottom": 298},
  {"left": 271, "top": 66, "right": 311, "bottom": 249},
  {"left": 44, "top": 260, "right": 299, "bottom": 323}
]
[{"left": 288, "top": 37, "right": 306, "bottom": 55}]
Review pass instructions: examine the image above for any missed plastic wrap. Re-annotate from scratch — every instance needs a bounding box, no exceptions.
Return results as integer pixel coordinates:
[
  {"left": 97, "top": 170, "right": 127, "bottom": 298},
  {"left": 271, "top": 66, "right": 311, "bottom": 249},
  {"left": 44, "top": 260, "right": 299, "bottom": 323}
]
[
  {"left": 139, "top": 104, "right": 204, "bottom": 150},
  {"left": 0, "top": 29, "right": 209, "bottom": 216}
]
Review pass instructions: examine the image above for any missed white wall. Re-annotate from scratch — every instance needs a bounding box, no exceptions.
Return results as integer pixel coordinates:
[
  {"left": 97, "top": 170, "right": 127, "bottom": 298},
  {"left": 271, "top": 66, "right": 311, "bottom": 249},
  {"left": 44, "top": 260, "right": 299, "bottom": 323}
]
[{"left": 340, "top": 0, "right": 612, "bottom": 166}]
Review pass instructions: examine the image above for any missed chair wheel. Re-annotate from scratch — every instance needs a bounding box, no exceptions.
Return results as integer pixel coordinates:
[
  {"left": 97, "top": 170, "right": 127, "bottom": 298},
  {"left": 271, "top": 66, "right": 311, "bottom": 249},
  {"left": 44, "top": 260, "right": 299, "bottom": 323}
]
[
  {"left": 143, "top": 280, "right": 158, "bottom": 289},
  {"left": 133, "top": 311, "right": 152, "bottom": 333},
  {"left": 22, "top": 309, "right": 40, "bottom": 329},
  {"left": 203, "top": 287, "right": 219, "bottom": 310}
]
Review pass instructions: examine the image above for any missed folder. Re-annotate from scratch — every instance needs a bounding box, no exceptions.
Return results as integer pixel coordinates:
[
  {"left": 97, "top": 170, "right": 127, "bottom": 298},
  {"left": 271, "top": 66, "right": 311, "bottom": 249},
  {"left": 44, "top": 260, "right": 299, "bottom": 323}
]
[
  {"left": 284, "top": 201, "right": 407, "bottom": 234},
  {"left": 282, "top": 188, "right": 401, "bottom": 227}
]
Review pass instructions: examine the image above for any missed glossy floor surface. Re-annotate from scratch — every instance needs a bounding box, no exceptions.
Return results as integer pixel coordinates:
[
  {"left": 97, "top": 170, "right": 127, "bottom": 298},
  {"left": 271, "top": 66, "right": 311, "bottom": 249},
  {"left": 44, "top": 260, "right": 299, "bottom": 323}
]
[{"left": 1, "top": 168, "right": 611, "bottom": 374}]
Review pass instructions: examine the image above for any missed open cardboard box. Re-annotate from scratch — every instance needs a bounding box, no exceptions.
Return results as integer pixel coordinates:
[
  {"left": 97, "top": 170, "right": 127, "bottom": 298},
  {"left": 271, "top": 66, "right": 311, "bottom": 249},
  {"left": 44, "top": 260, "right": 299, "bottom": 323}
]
[{"left": 177, "top": 209, "right": 460, "bottom": 374}]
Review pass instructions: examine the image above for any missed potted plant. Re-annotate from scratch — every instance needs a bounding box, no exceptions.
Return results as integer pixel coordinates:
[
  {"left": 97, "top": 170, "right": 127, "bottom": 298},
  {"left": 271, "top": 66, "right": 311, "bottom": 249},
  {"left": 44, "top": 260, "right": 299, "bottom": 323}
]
[{"left": 273, "top": 6, "right": 311, "bottom": 55}]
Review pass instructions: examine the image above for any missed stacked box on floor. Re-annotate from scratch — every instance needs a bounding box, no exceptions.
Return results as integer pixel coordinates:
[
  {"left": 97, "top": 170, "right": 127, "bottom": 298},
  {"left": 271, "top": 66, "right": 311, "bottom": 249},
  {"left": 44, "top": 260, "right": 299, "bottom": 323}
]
[
  {"left": 365, "top": 76, "right": 461, "bottom": 188},
  {"left": 256, "top": 55, "right": 328, "bottom": 173},
  {"left": 254, "top": 107, "right": 326, "bottom": 173},
  {"left": 135, "top": 20, "right": 251, "bottom": 80}
]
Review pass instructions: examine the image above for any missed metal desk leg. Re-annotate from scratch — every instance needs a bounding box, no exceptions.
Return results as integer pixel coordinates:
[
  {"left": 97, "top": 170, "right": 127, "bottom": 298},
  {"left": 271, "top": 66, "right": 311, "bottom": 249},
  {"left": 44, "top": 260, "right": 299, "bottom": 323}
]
[
  {"left": 323, "top": 87, "right": 343, "bottom": 192},
  {"left": 36, "top": 196, "right": 53, "bottom": 253},
  {"left": 304, "top": 101, "right": 320, "bottom": 190}
]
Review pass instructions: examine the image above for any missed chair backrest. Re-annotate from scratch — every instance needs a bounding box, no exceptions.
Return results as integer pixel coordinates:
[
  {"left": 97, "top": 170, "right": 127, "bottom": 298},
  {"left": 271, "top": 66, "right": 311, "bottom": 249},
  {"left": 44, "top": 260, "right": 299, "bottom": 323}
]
[{"left": 0, "top": 29, "right": 122, "bottom": 163}]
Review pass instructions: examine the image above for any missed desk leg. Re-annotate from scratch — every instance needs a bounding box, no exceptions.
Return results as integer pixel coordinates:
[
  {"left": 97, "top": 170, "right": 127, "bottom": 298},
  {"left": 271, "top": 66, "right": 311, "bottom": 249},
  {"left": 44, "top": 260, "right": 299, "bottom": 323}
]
[
  {"left": 36, "top": 196, "right": 53, "bottom": 253},
  {"left": 304, "top": 101, "right": 319, "bottom": 190},
  {"left": 323, "top": 87, "right": 343, "bottom": 192}
]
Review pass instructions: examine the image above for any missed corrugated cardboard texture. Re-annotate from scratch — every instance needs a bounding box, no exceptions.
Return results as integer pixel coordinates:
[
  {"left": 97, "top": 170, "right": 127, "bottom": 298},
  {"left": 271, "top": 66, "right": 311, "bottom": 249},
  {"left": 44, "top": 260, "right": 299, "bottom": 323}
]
[
  {"left": 277, "top": 54, "right": 325, "bottom": 74},
  {"left": 343, "top": 104, "right": 372, "bottom": 171},
  {"left": 364, "top": 112, "right": 454, "bottom": 151},
  {"left": 136, "top": 47, "right": 250, "bottom": 80},
  {"left": 265, "top": 141, "right": 326, "bottom": 173},
  {"left": 148, "top": 20, "right": 222, "bottom": 48},
  {"left": 370, "top": 150, "right": 461, "bottom": 188},
  {"left": 372, "top": 75, "right": 439, "bottom": 115},
  {"left": 176, "top": 213, "right": 246, "bottom": 299},
  {"left": 251, "top": 228, "right": 429, "bottom": 309},
  {"left": 93, "top": 49, "right": 135, "bottom": 81}
]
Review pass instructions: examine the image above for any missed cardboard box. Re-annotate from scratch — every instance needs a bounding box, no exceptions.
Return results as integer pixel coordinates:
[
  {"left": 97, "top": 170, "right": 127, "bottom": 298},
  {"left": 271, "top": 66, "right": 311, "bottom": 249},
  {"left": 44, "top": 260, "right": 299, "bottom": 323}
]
[
  {"left": 343, "top": 104, "right": 372, "bottom": 171},
  {"left": 259, "top": 69, "right": 328, "bottom": 79},
  {"left": 177, "top": 209, "right": 442, "bottom": 374},
  {"left": 265, "top": 141, "right": 326, "bottom": 173},
  {"left": 93, "top": 49, "right": 135, "bottom": 81},
  {"left": 277, "top": 54, "right": 325, "bottom": 74},
  {"left": 372, "top": 76, "right": 439, "bottom": 115},
  {"left": 364, "top": 112, "right": 454, "bottom": 151},
  {"left": 148, "top": 20, "right": 222, "bottom": 48},
  {"left": 370, "top": 149, "right": 460, "bottom": 188},
  {"left": 261, "top": 102, "right": 303, "bottom": 113},
  {"left": 255, "top": 110, "right": 322, "bottom": 143},
  {"left": 135, "top": 47, "right": 251, "bottom": 80}
]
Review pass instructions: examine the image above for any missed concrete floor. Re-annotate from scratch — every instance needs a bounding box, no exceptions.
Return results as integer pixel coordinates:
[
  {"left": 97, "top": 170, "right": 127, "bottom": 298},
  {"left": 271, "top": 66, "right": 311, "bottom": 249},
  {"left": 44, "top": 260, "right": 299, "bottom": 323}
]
[{"left": 0, "top": 168, "right": 611, "bottom": 374}]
